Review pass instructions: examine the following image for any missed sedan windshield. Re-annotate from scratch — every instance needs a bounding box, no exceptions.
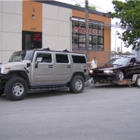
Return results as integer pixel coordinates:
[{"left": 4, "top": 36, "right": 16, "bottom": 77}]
[
  {"left": 105, "top": 58, "right": 119, "bottom": 65},
  {"left": 9, "top": 50, "right": 34, "bottom": 62},
  {"left": 112, "top": 58, "right": 129, "bottom": 66}
]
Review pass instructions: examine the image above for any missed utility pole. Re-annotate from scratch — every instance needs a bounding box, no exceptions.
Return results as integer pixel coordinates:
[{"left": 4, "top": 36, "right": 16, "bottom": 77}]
[
  {"left": 138, "top": 38, "right": 140, "bottom": 57},
  {"left": 121, "top": 42, "right": 122, "bottom": 55},
  {"left": 85, "top": 0, "right": 89, "bottom": 62}
]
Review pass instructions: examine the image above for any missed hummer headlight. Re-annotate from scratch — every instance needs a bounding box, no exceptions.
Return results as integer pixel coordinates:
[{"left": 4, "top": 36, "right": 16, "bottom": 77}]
[
  {"left": 0, "top": 67, "right": 4, "bottom": 74},
  {"left": 104, "top": 70, "right": 114, "bottom": 74},
  {"left": 0, "top": 67, "right": 11, "bottom": 74}
]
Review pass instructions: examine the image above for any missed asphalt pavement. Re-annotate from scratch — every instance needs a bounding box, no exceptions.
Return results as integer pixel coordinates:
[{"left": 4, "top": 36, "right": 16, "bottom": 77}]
[{"left": 0, "top": 83, "right": 140, "bottom": 140}]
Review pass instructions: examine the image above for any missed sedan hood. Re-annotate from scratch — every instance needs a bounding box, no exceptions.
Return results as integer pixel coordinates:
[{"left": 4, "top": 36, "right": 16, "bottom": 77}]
[{"left": 93, "top": 64, "right": 123, "bottom": 71}]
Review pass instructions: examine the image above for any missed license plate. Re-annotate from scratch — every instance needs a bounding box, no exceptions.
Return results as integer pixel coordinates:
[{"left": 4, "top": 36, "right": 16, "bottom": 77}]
[{"left": 132, "top": 75, "right": 137, "bottom": 82}]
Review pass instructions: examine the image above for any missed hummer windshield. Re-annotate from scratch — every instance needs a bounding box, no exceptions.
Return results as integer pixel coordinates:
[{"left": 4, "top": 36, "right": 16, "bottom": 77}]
[{"left": 9, "top": 50, "right": 34, "bottom": 62}]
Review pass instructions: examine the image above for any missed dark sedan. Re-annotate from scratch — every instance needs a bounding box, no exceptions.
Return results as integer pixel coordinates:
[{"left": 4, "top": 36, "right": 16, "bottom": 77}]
[{"left": 89, "top": 57, "right": 140, "bottom": 84}]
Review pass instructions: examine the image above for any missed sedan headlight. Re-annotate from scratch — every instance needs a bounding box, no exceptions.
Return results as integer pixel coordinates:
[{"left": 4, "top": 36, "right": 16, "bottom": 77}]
[
  {"left": 89, "top": 69, "right": 94, "bottom": 74},
  {"left": 104, "top": 70, "right": 114, "bottom": 74}
]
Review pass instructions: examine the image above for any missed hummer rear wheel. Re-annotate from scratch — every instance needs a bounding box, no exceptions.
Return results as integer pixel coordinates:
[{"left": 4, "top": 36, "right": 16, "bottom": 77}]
[{"left": 69, "top": 75, "right": 84, "bottom": 93}]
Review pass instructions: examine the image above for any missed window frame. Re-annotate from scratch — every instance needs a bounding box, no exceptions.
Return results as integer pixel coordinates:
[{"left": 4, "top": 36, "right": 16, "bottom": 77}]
[{"left": 56, "top": 54, "right": 69, "bottom": 63}]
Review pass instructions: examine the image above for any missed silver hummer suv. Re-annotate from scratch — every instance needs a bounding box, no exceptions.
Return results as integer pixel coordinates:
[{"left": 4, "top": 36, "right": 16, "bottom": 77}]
[{"left": 0, "top": 48, "right": 88, "bottom": 101}]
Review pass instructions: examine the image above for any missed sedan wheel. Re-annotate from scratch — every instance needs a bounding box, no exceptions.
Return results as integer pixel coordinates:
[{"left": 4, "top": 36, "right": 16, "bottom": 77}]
[{"left": 116, "top": 70, "right": 124, "bottom": 81}]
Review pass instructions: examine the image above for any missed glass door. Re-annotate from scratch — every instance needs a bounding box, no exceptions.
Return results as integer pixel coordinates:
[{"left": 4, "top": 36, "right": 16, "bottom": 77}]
[{"left": 22, "top": 31, "right": 42, "bottom": 50}]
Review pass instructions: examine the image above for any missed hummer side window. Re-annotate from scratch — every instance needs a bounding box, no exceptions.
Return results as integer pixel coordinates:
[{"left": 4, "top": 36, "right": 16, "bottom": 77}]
[
  {"left": 72, "top": 55, "right": 86, "bottom": 63},
  {"left": 36, "top": 53, "right": 52, "bottom": 63},
  {"left": 56, "top": 54, "right": 69, "bottom": 63}
]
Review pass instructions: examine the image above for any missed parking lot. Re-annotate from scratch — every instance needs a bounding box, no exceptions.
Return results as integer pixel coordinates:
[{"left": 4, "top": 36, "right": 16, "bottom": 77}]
[{"left": 0, "top": 83, "right": 140, "bottom": 140}]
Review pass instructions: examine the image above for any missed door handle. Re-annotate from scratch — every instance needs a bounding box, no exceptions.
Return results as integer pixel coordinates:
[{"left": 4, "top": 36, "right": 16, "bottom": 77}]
[
  {"left": 67, "top": 65, "right": 71, "bottom": 68},
  {"left": 48, "top": 65, "right": 53, "bottom": 68}
]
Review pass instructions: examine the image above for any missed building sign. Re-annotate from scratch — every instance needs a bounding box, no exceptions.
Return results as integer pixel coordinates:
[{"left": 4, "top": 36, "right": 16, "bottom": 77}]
[
  {"left": 73, "top": 26, "right": 102, "bottom": 36},
  {"left": 33, "top": 33, "right": 41, "bottom": 41}
]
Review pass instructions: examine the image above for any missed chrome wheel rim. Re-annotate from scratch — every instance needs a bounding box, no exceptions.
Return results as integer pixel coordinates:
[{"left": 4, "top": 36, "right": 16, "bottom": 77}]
[
  {"left": 118, "top": 72, "right": 124, "bottom": 80},
  {"left": 75, "top": 79, "right": 83, "bottom": 91},
  {"left": 12, "top": 82, "right": 24, "bottom": 96}
]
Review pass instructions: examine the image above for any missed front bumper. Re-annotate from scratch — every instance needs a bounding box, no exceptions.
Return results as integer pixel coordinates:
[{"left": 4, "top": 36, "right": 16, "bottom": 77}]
[
  {"left": 0, "top": 74, "right": 8, "bottom": 79},
  {"left": 89, "top": 73, "right": 116, "bottom": 83},
  {"left": 0, "top": 74, "right": 6, "bottom": 89}
]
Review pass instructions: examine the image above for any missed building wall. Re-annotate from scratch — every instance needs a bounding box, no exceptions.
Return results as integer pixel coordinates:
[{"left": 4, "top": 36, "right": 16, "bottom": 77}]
[
  {"left": 0, "top": 1, "right": 22, "bottom": 62},
  {"left": 22, "top": 1, "right": 42, "bottom": 32},
  {"left": 42, "top": 4, "right": 72, "bottom": 51},
  {"left": 0, "top": 0, "right": 111, "bottom": 65}
]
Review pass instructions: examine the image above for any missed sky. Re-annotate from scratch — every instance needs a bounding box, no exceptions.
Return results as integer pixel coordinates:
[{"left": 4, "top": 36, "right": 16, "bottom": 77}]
[{"left": 54, "top": 0, "right": 132, "bottom": 53}]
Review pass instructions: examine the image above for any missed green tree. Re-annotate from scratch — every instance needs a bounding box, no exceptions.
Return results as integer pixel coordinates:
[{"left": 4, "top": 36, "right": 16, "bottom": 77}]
[
  {"left": 123, "top": 51, "right": 131, "bottom": 55},
  {"left": 75, "top": 3, "right": 81, "bottom": 7},
  {"left": 75, "top": 4, "right": 96, "bottom": 11},
  {"left": 111, "top": 0, "right": 140, "bottom": 50},
  {"left": 88, "top": 6, "right": 96, "bottom": 11}
]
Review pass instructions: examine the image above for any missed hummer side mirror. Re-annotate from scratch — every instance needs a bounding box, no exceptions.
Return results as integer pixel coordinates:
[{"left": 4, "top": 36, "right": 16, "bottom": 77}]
[{"left": 35, "top": 57, "right": 42, "bottom": 68}]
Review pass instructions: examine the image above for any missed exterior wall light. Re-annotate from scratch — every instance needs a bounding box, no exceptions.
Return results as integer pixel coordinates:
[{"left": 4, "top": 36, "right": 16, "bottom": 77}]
[{"left": 32, "top": 14, "right": 35, "bottom": 19}]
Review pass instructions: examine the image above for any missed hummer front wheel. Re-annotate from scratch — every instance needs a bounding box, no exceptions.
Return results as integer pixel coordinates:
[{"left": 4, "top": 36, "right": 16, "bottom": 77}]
[
  {"left": 4, "top": 77, "right": 28, "bottom": 101},
  {"left": 0, "top": 88, "right": 4, "bottom": 96}
]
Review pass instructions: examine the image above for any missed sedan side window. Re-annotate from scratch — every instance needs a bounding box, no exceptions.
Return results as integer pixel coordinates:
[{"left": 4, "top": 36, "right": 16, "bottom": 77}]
[{"left": 130, "top": 58, "right": 136, "bottom": 65}]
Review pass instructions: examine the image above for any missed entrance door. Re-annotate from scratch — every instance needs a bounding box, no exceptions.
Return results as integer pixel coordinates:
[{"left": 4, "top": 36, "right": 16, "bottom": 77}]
[
  {"left": 22, "top": 31, "right": 42, "bottom": 50},
  {"left": 31, "top": 52, "right": 54, "bottom": 85}
]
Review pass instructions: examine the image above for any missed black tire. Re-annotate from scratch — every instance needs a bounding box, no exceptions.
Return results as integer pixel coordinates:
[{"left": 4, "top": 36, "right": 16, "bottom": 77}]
[
  {"left": 0, "top": 88, "right": 4, "bottom": 96},
  {"left": 136, "top": 76, "right": 140, "bottom": 87},
  {"left": 4, "top": 77, "right": 28, "bottom": 101},
  {"left": 116, "top": 70, "right": 124, "bottom": 81},
  {"left": 69, "top": 75, "right": 84, "bottom": 93}
]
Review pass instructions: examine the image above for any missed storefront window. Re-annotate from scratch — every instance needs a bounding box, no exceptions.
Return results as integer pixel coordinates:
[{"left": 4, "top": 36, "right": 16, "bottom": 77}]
[
  {"left": 92, "top": 36, "right": 97, "bottom": 44},
  {"left": 79, "top": 44, "right": 85, "bottom": 50},
  {"left": 79, "top": 35, "right": 85, "bottom": 43},
  {"left": 72, "top": 18, "right": 104, "bottom": 51},
  {"left": 98, "top": 36, "right": 104, "bottom": 44}
]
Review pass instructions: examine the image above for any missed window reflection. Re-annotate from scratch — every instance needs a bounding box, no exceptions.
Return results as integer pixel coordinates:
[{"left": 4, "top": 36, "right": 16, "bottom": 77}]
[{"left": 72, "top": 18, "right": 104, "bottom": 51}]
